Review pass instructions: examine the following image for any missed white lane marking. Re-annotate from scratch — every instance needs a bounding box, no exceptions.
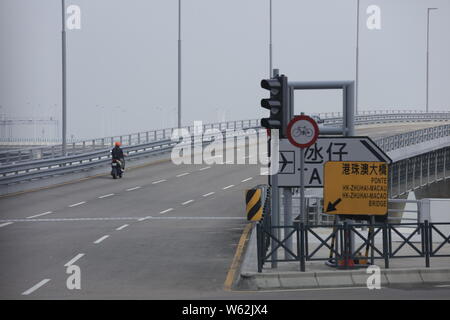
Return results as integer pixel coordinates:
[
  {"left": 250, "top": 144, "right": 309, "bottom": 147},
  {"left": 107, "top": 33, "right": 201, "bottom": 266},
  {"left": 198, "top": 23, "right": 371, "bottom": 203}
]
[
  {"left": 182, "top": 200, "right": 194, "bottom": 205},
  {"left": 152, "top": 179, "right": 166, "bottom": 184},
  {"left": 435, "top": 284, "right": 450, "bottom": 288},
  {"left": 199, "top": 166, "right": 211, "bottom": 171},
  {"left": 241, "top": 177, "right": 253, "bottom": 182},
  {"left": 64, "top": 253, "right": 85, "bottom": 267},
  {"left": 138, "top": 217, "right": 149, "bottom": 222},
  {"left": 203, "top": 192, "right": 215, "bottom": 197},
  {"left": 126, "top": 186, "right": 141, "bottom": 191},
  {"left": 22, "top": 279, "right": 51, "bottom": 296},
  {"left": 116, "top": 224, "right": 129, "bottom": 231},
  {"left": 98, "top": 193, "right": 114, "bottom": 199},
  {"left": 69, "top": 201, "right": 86, "bottom": 208},
  {"left": 27, "top": 211, "right": 52, "bottom": 219},
  {"left": 176, "top": 172, "right": 190, "bottom": 177},
  {"left": 93, "top": 235, "right": 110, "bottom": 244},
  {"left": 223, "top": 185, "right": 234, "bottom": 190},
  {"left": 0, "top": 222, "right": 13, "bottom": 228},
  {"left": 159, "top": 208, "right": 174, "bottom": 214}
]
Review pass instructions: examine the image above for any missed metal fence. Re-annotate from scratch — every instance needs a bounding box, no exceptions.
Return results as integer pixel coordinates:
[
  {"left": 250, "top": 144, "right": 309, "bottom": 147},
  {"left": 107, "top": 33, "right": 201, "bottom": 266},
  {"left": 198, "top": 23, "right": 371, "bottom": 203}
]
[
  {"left": 2, "top": 111, "right": 450, "bottom": 165},
  {"left": 256, "top": 219, "right": 450, "bottom": 272}
]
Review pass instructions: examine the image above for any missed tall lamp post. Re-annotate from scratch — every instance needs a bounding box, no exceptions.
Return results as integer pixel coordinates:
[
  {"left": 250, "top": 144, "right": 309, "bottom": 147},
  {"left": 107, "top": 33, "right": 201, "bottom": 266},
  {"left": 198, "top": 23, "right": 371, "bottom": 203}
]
[
  {"left": 426, "top": 7, "right": 438, "bottom": 113},
  {"left": 177, "top": 0, "right": 182, "bottom": 129},
  {"left": 355, "top": 0, "right": 360, "bottom": 115},
  {"left": 61, "top": 0, "right": 67, "bottom": 155}
]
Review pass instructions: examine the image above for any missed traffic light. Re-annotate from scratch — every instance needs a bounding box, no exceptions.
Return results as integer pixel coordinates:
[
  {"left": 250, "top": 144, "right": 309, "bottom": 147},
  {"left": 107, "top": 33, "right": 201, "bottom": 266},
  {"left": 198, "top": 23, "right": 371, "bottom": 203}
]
[{"left": 260, "top": 74, "right": 288, "bottom": 137}]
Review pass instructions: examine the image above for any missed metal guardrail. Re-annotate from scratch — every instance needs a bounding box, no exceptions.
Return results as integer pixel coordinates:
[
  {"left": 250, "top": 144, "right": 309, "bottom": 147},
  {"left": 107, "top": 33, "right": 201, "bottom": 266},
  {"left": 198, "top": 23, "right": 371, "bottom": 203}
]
[
  {"left": 0, "top": 119, "right": 260, "bottom": 164},
  {"left": 0, "top": 124, "right": 262, "bottom": 185},
  {"left": 1, "top": 113, "right": 450, "bottom": 186},
  {"left": 2, "top": 111, "right": 450, "bottom": 165},
  {"left": 256, "top": 219, "right": 450, "bottom": 272}
]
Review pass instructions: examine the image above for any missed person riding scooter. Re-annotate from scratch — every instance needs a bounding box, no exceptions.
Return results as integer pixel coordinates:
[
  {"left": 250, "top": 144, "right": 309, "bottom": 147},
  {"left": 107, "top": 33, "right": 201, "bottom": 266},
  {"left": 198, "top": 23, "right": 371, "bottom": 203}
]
[{"left": 111, "top": 141, "right": 125, "bottom": 178}]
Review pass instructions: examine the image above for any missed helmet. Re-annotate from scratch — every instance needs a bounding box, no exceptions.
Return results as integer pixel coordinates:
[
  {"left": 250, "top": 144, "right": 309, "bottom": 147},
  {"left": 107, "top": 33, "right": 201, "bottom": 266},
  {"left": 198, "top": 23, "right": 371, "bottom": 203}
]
[{"left": 115, "top": 141, "right": 121, "bottom": 147}]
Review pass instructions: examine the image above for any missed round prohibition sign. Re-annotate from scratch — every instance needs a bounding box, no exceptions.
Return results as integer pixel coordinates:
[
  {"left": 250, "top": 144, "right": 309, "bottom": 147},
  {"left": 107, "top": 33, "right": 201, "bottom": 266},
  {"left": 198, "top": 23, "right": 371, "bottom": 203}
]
[{"left": 287, "top": 115, "right": 319, "bottom": 149}]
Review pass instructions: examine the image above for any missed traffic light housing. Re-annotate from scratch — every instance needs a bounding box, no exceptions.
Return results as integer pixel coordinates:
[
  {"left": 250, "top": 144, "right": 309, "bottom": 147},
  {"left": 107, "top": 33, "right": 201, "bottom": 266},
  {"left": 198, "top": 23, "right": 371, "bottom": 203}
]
[{"left": 260, "top": 75, "right": 288, "bottom": 137}]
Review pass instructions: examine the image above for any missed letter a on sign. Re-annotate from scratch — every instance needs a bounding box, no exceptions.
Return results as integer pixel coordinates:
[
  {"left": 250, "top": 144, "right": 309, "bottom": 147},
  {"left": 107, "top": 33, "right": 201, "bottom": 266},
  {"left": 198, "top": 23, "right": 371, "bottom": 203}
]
[
  {"left": 67, "top": 5, "right": 81, "bottom": 30},
  {"left": 366, "top": 5, "right": 381, "bottom": 30}
]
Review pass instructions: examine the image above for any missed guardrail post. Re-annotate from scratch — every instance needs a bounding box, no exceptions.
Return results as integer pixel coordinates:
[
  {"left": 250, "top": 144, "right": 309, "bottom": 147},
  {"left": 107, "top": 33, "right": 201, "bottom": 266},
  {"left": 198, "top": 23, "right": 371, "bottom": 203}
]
[
  {"left": 424, "top": 220, "right": 430, "bottom": 268},
  {"left": 382, "top": 222, "right": 390, "bottom": 269},
  {"left": 256, "top": 222, "right": 263, "bottom": 273},
  {"left": 299, "top": 222, "right": 306, "bottom": 272}
]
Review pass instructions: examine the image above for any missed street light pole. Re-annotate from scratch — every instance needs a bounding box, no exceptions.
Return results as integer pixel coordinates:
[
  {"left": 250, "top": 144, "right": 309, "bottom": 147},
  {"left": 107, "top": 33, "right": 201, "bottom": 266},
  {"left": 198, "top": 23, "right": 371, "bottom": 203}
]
[
  {"left": 61, "top": 0, "right": 67, "bottom": 155},
  {"left": 426, "top": 7, "right": 437, "bottom": 113},
  {"left": 355, "top": 0, "right": 360, "bottom": 115},
  {"left": 177, "top": 0, "right": 182, "bottom": 129}
]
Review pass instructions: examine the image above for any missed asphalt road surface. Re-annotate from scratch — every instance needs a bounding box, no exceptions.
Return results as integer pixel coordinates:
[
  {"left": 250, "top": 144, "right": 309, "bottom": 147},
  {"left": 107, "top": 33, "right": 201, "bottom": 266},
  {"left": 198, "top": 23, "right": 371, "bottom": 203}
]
[{"left": 1, "top": 122, "right": 449, "bottom": 299}]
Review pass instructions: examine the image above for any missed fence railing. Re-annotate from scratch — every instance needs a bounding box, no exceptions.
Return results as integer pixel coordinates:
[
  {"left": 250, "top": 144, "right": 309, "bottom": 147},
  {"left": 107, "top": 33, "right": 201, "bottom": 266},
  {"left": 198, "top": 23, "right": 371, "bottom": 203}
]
[
  {"left": 2, "top": 111, "right": 450, "bottom": 165},
  {"left": 256, "top": 219, "right": 450, "bottom": 272}
]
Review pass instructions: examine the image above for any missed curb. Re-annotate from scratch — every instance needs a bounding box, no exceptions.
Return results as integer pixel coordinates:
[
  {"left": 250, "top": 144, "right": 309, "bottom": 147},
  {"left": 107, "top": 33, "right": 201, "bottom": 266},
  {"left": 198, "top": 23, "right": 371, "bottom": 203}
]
[{"left": 238, "top": 268, "right": 450, "bottom": 291}]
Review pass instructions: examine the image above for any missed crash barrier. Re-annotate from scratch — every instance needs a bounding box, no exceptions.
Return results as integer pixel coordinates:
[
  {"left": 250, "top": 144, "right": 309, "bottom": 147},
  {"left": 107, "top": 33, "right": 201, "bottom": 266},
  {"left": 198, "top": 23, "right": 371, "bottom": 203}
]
[
  {"left": 2, "top": 111, "right": 450, "bottom": 165},
  {"left": 0, "top": 125, "right": 263, "bottom": 185},
  {"left": 256, "top": 219, "right": 450, "bottom": 272}
]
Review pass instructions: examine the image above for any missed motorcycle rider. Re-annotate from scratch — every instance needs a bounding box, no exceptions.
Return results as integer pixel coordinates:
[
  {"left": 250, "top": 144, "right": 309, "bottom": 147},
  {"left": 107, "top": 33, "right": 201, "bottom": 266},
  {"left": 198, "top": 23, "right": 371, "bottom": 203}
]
[{"left": 111, "top": 141, "right": 125, "bottom": 177}]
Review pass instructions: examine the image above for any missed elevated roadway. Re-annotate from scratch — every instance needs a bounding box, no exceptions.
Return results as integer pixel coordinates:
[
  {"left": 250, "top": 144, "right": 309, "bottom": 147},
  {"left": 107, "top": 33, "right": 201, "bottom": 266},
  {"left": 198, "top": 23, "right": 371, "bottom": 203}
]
[{"left": 0, "top": 121, "right": 448, "bottom": 299}]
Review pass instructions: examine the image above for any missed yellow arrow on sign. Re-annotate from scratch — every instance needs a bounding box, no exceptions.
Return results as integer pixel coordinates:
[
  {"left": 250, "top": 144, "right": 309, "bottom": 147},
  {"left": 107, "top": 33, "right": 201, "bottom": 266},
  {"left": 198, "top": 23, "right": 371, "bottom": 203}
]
[{"left": 323, "top": 161, "right": 389, "bottom": 216}]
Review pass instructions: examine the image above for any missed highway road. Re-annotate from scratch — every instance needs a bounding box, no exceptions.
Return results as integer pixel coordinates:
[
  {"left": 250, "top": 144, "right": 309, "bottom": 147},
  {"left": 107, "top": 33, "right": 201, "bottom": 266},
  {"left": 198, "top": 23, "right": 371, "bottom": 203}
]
[{"left": 0, "top": 122, "right": 449, "bottom": 299}]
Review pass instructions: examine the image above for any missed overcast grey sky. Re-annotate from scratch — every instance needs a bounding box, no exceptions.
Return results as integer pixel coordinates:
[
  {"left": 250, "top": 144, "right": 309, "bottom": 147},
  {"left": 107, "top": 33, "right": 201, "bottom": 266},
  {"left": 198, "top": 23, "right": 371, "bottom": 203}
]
[{"left": 0, "top": 0, "right": 449, "bottom": 140}]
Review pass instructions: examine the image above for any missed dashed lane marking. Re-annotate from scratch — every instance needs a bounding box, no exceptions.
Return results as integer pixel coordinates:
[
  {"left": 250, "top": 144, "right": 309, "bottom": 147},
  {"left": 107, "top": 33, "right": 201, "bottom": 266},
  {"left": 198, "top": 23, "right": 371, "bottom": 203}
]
[
  {"left": 68, "top": 201, "right": 86, "bottom": 208},
  {"left": 176, "top": 172, "right": 190, "bottom": 177},
  {"left": 27, "top": 211, "right": 53, "bottom": 219},
  {"left": 126, "top": 186, "right": 141, "bottom": 191},
  {"left": 199, "top": 166, "right": 211, "bottom": 171},
  {"left": 22, "top": 279, "right": 51, "bottom": 296},
  {"left": 182, "top": 200, "right": 194, "bottom": 205},
  {"left": 159, "top": 208, "right": 174, "bottom": 214},
  {"left": 0, "top": 222, "right": 13, "bottom": 228},
  {"left": 241, "top": 177, "right": 253, "bottom": 182},
  {"left": 64, "top": 253, "right": 85, "bottom": 267},
  {"left": 152, "top": 179, "right": 166, "bottom": 184},
  {"left": 223, "top": 185, "right": 234, "bottom": 190},
  {"left": 93, "top": 235, "right": 110, "bottom": 244},
  {"left": 202, "top": 192, "right": 215, "bottom": 197},
  {"left": 0, "top": 216, "right": 246, "bottom": 223},
  {"left": 116, "top": 224, "right": 129, "bottom": 231},
  {"left": 98, "top": 193, "right": 114, "bottom": 199}
]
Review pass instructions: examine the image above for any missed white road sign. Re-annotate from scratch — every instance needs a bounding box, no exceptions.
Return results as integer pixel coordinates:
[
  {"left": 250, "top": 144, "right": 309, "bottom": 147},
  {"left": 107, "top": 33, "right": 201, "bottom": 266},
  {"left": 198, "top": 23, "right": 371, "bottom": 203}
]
[{"left": 276, "top": 137, "right": 391, "bottom": 188}]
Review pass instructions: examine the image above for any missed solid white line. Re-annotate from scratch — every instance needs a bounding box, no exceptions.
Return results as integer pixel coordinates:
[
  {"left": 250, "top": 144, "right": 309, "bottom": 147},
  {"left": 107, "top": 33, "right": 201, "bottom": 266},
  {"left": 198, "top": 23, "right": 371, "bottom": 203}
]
[
  {"left": 152, "top": 179, "right": 166, "bottom": 184},
  {"left": 223, "top": 185, "right": 234, "bottom": 190},
  {"left": 241, "top": 286, "right": 382, "bottom": 293},
  {"left": 203, "top": 192, "right": 215, "bottom": 197},
  {"left": 69, "top": 201, "right": 86, "bottom": 208},
  {"left": 176, "top": 172, "right": 190, "bottom": 177},
  {"left": 126, "top": 186, "right": 141, "bottom": 191},
  {"left": 182, "top": 200, "right": 194, "bottom": 205},
  {"left": 159, "top": 208, "right": 173, "bottom": 214},
  {"left": 64, "top": 253, "right": 85, "bottom": 267},
  {"left": 435, "top": 284, "right": 450, "bottom": 288},
  {"left": 27, "top": 211, "right": 52, "bottom": 219},
  {"left": 241, "top": 177, "right": 253, "bottom": 182},
  {"left": 98, "top": 193, "right": 114, "bottom": 199},
  {"left": 0, "top": 222, "right": 13, "bottom": 228},
  {"left": 22, "top": 279, "right": 51, "bottom": 296},
  {"left": 93, "top": 235, "right": 109, "bottom": 244},
  {"left": 199, "top": 166, "right": 211, "bottom": 171},
  {"left": 116, "top": 224, "right": 129, "bottom": 231}
]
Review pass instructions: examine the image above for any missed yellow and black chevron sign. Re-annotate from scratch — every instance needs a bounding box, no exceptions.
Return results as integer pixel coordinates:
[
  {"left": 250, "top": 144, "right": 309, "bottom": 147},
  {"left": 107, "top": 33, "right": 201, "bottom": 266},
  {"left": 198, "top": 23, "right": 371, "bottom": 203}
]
[{"left": 245, "top": 188, "right": 263, "bottom": 221}]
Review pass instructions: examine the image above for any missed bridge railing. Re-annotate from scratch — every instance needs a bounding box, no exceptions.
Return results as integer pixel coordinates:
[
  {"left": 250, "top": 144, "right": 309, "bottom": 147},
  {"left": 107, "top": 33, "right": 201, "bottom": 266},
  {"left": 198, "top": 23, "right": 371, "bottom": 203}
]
[{"left": 0, "top": 119, "right": 260, "bottom": 165}]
